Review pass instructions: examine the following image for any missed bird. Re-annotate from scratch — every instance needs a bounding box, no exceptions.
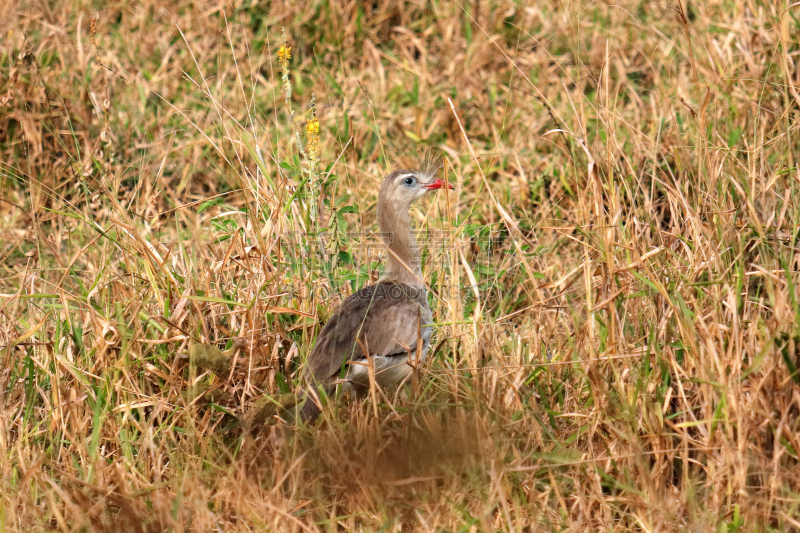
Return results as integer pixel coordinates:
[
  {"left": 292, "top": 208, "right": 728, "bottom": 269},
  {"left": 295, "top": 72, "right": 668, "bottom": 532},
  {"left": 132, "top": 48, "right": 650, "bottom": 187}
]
[{"left": 300, "top": 157, "right": 452, "bottom": 420}]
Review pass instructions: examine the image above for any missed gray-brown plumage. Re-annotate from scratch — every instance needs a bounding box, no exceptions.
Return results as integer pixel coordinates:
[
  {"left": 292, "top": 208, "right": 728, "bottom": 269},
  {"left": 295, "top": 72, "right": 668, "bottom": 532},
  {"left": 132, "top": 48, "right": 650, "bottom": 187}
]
[{"left": 301, "top": 158, "right": 452, "bottom": 420}]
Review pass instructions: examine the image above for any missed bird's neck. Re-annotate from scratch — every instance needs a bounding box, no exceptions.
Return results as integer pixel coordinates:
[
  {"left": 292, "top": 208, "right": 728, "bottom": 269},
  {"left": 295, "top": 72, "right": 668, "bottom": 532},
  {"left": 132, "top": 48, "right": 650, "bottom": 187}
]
[{"left": 377, "top": 203, "right": 423, "bottom": 287}]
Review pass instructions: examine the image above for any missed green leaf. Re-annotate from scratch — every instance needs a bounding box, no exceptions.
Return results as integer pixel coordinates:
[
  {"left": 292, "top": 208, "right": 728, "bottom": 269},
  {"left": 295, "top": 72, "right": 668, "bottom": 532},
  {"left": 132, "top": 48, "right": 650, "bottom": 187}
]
[
  {"left": 197, "top": 197, "right": 225, "bottom": 214},
  {"left": 404, "top": 130, "right": 422, "bottom": 142},
  {"left": 184, "top": 295, "right": 245, "bottom": 307}
]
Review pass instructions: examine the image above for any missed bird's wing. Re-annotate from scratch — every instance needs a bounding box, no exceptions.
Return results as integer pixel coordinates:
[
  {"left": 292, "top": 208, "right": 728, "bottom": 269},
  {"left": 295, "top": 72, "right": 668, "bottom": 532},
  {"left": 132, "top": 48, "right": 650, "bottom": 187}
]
[{"left": 306, "top": 281, "right": 432, "bottom": 384}]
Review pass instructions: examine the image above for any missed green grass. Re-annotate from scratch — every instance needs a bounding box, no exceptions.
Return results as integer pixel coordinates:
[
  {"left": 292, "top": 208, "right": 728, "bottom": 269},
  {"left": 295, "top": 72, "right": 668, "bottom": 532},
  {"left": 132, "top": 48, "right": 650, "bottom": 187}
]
[{"left": 2, "top": 0, "right": 800, "bottom": 531}]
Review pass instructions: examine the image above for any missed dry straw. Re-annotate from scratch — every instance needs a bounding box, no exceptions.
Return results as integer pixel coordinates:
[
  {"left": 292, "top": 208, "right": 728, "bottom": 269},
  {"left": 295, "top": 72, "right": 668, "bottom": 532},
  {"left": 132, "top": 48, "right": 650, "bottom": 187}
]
[{"left": 1, "top": 0, "right": 799, "bottom": 531}]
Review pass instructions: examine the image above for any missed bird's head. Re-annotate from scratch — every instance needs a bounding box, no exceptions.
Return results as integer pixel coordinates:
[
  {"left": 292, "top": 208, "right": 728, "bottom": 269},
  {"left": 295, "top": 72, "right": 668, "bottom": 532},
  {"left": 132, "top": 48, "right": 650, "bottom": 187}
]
[{"left": 379, "top": 157, "right": 453, "bottom": 211}]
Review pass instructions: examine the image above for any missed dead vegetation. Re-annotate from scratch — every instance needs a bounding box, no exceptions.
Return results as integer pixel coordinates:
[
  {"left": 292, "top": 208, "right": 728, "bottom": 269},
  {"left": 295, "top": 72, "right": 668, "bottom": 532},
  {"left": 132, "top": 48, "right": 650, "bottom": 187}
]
[{"left": 2, "top": 0, "right": 800, "bottom": 530}]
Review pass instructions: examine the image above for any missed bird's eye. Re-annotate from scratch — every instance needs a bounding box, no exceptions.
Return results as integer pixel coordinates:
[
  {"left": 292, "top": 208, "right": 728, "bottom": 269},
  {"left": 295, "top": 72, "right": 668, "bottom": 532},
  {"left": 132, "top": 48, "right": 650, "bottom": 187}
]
[{"left": 403, "top": 175, "right": 417, "bottom": 187}]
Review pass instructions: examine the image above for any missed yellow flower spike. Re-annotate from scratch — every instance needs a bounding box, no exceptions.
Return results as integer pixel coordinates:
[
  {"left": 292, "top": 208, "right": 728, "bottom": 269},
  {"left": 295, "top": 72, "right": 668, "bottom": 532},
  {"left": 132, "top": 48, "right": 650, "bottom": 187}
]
[
  {"left": 278, "top": 44, "right": 291, "bottom": 62},
  {"left": 306, "top": 112, "right": 321, "bottom": 166}
]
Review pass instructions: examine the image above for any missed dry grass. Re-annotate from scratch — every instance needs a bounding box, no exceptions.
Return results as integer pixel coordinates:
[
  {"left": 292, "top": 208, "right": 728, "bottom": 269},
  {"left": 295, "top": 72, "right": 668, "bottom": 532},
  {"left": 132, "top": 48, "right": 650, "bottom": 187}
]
[{"left": 2, "top": 0, "right": 800, "bottom": 530}]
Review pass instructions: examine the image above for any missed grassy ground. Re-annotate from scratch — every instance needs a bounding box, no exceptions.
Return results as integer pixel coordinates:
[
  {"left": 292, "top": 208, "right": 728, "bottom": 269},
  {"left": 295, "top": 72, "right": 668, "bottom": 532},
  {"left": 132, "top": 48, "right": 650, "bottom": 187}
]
[{"left": 2, "top": 0, "right": 800, "bottom": 530}]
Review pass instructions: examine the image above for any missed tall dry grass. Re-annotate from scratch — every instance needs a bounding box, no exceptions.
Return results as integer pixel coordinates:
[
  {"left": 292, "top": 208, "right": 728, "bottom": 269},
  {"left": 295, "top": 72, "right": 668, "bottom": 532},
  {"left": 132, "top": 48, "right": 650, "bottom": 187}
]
[{"left": 1, "top": 0, "right": 800, "bottom": 531}]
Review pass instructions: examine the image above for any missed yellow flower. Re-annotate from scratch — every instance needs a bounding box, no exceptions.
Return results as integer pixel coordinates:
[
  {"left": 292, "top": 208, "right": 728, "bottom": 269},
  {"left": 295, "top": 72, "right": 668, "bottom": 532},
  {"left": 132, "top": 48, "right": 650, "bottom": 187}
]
[
  {"left": 278, "top": 45, "right": 291, "bottom": 62},
  {"left": 306, "top": 110, "right": 321, "bottom": 165}
]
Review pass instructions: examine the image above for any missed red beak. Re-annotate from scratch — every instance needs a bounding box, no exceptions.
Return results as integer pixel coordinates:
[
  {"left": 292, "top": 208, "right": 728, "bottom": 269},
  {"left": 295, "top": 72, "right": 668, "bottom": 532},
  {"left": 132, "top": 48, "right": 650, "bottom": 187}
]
[{"left": 424, "top": 179, "right": 454, "bottom": 190}]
